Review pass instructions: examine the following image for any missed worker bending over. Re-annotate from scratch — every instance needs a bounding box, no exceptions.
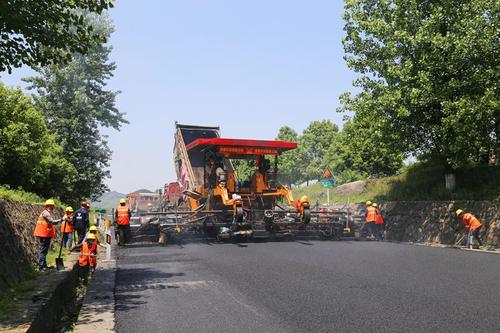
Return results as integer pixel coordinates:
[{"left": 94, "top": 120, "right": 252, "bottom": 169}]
[
  {"left": 116, "top": 198, "right": 132, "bottom": 244},
  {"left": 456, "top": 209, "right": 483, "bottom": 247},
  {"left": 373, "top": 203, "right": 385, "bottom": 241},
  {"left": 33, "top": 199, "right": 61, "bottom": 270}
]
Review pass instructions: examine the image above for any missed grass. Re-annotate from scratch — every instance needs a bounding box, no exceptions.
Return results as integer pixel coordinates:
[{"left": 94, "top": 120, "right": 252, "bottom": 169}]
[
  {"left": 294, "top": 163, "right": 500, "bottom": 204},
  {"left": 0, "top": 185, "right": 65, "bottom": 208},
  {"left": 46, "top": 242, "right": 70, "bottom": 267},
  {"left": 0, "top": 283, "right": 36, "bottom": 322},
  {"left": 0, "top": 267, "right": 39, "bottom": 322}
]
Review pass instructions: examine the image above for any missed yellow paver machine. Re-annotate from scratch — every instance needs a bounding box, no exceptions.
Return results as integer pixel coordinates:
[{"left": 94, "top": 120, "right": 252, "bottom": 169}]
[{"left": 151, "top": 123, "right": 353, "bottom": 241}]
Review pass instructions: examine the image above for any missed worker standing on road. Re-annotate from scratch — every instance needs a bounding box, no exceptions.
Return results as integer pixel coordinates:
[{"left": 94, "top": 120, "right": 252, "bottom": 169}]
[
  {"left": 363, "top": 201, "right": 377, "bottom": 238},
  {"left": 34, "top": 199, "right": 61, "bottom": 270},
  {"left": 456, "top": 209, "right": 483, "bottom": 247},
  {"left": 373, "top": 203, "right": 385, "bottom": 240},
  {"left": 74, "top": 201, "right": 90, "bottom": 247},
  {"left": 116, "top": 198, "right": 131, "bottom": 244},
  {"left": 61, "top": 206, "right": 75, "bottom": 251}
]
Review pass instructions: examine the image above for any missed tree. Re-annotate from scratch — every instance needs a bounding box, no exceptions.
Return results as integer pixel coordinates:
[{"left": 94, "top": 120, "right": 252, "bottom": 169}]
[
  {"left": 330, "top": 117, "right": 404, "bottom": 179},
  {"left": 298, "top": 120, "right": 339, "bottom": 183},
  {"left": 25, "top": 14, "right": 127, "bottom": 201},
  {"left": 231, "top": 159, "right": 255, "bottom": 182},
  {"left": 0, "top": 1, "right": 113, "bottom": 73},
  {"left": 0, "top": 82, "right": 77, "bottom": 197},
  {"left": 341, "top": 0, "right": 499, "bottom": 171},
  {"left": 275, "top": 126, "right": 301, "bottom": 187}
]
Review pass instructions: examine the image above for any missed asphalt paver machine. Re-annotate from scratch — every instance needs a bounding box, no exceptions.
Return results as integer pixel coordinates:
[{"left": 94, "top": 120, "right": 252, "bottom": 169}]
[{"left": 150, "top": 123, "right": 349, "bottom": 241}]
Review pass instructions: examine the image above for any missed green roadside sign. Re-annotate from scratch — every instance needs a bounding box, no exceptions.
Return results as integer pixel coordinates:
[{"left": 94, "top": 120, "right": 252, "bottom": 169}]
[
  {"left": 320, "top": 179, "right": 336, "bottom": 188},
  {"left": 95, "top": 209, "right": 106, "bottom": 214}
]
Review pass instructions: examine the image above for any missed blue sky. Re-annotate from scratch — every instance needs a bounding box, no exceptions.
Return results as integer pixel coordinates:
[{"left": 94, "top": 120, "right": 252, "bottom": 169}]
[{"left": 2, "top": 0, "right": 358, "bottom": 194}]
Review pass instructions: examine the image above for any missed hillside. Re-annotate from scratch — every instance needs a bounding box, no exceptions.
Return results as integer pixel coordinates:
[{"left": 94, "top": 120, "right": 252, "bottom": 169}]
[
  {"left": 92, "top": 190, "right": 126, "bottom": 212},
  {"left": 293, "top": 164, "right": 500, "bottom": 204}
]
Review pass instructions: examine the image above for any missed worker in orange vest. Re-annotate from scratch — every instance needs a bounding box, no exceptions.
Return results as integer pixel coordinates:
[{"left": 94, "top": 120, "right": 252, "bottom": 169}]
[
  {"left": 456, "top": 209, "right": 483, "bottom": 247},
  {"left": 362, "top": 201, "right": 377, "bottom": 238},
  {"left": 61, "top": 206, "right": 75, "bottom": 251},
  {"left": 372, "top": 203, "right": 385, "bottom": 240},
  {"left": 34, "top": 199, "right": 61, "bottom": 270},
  {"left": 78, "top": 232, "right": 98, "bottom": 282},
  {"left": 76, "top": 226, "right": 106, "bottom": 272},
  {"left": 115, "top": 198, "right": 131, "bottom": 244}
]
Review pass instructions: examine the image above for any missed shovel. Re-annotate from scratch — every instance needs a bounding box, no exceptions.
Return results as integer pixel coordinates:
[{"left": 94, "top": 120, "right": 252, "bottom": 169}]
[{"left": 56, "top": 217, "right": 68, "bottom": 270}]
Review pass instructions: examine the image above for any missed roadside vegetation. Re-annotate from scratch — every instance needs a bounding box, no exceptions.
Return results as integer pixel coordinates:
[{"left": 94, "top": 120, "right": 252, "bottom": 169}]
[{"left": 294, "top": 162, "right": 500, "bottom": 204}]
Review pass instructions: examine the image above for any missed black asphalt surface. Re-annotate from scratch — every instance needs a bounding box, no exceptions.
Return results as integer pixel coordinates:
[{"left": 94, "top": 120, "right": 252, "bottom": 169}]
[{"left": 114, "top": 241, "right": 500, "bottom": 333}]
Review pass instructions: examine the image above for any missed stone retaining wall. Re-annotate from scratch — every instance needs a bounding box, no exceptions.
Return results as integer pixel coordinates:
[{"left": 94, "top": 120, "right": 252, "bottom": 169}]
[
  {"left": 0, "top": 199, "right": 63, "bottom": 291},
  {"left": 338, "top": 201, "right": 500, "bottom": 246}
]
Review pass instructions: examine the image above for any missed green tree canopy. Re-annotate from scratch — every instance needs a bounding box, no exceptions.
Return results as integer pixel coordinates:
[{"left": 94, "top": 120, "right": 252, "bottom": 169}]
[
  {"left": 275, "top": 126, "right": 301, "bottom": 187},
  {"left": 25, "top": 14, "right": 127, "bottom": 201},
  {"left": 0, "top": 0, "right": 113, "bottom": 73},
  {"left": 299, "top": 120, "right": 339, "bottom": 182},
  {"left": 341, "top": 0, "right": 499, "bottom": 170},
  {"left": 0, "top": 82, "right": 77, "bottom": 198}
]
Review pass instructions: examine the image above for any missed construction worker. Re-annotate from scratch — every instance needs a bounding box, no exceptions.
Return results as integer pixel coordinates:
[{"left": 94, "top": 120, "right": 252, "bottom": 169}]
[
  {"left": 363, "top": 201, "right": 377, "bottom": 238},
  {"left": 77, "top": 232, "right": 97, "bottom": 283},
  {"left": 34, "top": 199, "right": 61, "bottom": 270},
  {"left": 74, "top": 201, "right": 90, "bottom": 247},
  {"left": 456, "top": 209, "right": 483, "bottom": 247},
  {"left": 115, "top": 198, "right": 131, "bottom": 244},
  {"left": 373, "top": 203, "right": 385, "bottom": 240},
  {"left": 61, "top": 206, "right": 75, "bottom": 250}
]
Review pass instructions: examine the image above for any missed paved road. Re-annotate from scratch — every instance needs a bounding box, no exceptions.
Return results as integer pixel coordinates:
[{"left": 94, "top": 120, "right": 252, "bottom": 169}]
[{"left": 114, "top": 241, "right": 500, "bottom": 333}]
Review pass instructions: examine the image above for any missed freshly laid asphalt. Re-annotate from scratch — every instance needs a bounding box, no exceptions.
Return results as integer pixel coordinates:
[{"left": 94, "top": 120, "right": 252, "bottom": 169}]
[{"left": 114, "top": 241, "right": 500, "bottom": 333}]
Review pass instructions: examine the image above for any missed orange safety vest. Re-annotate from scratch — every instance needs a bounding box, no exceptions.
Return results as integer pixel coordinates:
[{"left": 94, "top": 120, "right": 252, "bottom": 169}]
[
  {"left": 34, "top": 209, "right": 56, "bottom": 238},
  {"left": 61, "top": 213, "right": 74, "bottom": 233},
  {"left": 79, "top": 240, "right": 97, "bottom": 267},
  {"left": 375, "top": 209, "right": 384, "bottom": 225},
  {"left": 461, "top": 213, "right": 481, "bottom": 232},
  {"left": 116, "top": 205, "right": 130, "bottom": 225},
  {"left": 366, "top": 206, "right": 377, "bottom": 223}
]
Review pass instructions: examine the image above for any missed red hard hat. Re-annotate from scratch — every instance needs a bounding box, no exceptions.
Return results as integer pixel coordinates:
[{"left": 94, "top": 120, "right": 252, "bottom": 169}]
[{"left": 81, "top": 200, "right": 89, "bottom": 208}]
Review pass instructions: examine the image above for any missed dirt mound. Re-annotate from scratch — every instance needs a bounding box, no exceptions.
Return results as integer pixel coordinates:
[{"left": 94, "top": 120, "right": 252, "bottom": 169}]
[{"left": 333, "top": 180, "right": 366, "bottom": 196}]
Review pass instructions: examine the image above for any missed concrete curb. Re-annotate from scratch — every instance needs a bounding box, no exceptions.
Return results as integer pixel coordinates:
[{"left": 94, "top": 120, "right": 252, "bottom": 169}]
[{"left": 74, "top": 242, "right": 117, "bottom": 333}]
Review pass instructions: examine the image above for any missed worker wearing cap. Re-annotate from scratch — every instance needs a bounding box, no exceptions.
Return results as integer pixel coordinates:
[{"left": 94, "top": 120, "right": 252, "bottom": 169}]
[
  {"left": 456, "top": 209, "right": 483, "bottom": 247},
  {"left": 373, "top": 203, "right": 385, "bottom": 240},
  {"left": 34, "top": 199, "right": 61, "bottom": 270},
  {"left": 74, "top": 201, "right": 90, "bottom": 247},
  {"left": 115, "top": 198, "right": 131, "bottom": 244},
  {"left": 363, "top": 201, "right": 377, "bottom": 238},
  {"left": 61, "top": 207, "right": 75, "bottom": 250}
]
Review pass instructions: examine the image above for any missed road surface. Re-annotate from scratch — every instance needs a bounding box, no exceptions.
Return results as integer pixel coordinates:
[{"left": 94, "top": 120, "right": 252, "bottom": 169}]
[{"left": 114, "top": 241, "right": 500, "bottom": 332}]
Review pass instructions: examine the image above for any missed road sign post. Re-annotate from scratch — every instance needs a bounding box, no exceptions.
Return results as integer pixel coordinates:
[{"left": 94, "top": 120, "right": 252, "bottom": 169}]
[{"left": 320, "top": 167, "right": 335, "bottom": 205}]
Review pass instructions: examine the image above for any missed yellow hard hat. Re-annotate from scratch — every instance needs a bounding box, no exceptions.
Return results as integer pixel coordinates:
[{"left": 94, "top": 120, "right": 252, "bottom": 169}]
[
  {"left": 455, "top": 209, "right": 463, "bottom": 216},
  {"left": 366, "top": 201, "right": 372, "bottom": 205},
  {"left": 65, "top": 206, "right": 73, "bottom": 212},
  {"left": 45, "top": 199, "right": 55, "bottom": 206},
  {"left": 300, "top": 195, "right": 309, "bottom": 203},
  {"left": 86, "top": 232, "right": 96, "bottom": 240},
  {"left": 119, "top": 198, "right": 127, "bottom": 204},
  {"left": 89, "top": 225, "right": 98, "bottom": 231},
  {"left": 372, "top": 203, "right": 378, "bottom": 208}
]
